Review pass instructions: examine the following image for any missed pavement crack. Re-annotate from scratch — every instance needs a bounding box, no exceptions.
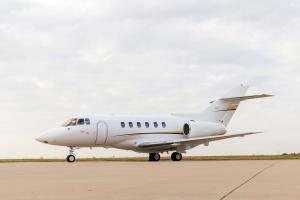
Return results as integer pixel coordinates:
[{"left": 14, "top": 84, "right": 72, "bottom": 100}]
[{"left": 219, "top": 162, "right": 276, "bottom": 200}]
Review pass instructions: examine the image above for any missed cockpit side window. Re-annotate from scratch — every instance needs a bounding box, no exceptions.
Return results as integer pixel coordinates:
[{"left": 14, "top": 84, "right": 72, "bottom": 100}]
[
  {"left": 77, "top": 118, "right": 85, "bottom": 125},
  {"left": 85, "top": 118, "right": 91, "bottom": 125}
]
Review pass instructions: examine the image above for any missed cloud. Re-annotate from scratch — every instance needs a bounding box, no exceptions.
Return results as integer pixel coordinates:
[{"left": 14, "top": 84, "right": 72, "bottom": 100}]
[{"left": 0, "top": 0, "right": 299, "bottom": 158}]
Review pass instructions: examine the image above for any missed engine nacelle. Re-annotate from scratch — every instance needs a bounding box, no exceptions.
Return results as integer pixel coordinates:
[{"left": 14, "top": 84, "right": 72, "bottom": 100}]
[{"left": 182, "top": 121, "right": 226, "bottom": 138}]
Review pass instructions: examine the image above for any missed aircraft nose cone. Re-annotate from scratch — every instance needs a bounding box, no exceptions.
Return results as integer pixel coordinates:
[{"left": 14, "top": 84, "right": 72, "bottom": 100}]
[
  {"left": 36, "top": 127, "right": 67, "bottom": 145},
  {"left": 36, "top": 136, "right": 49, "bottom": 144}
]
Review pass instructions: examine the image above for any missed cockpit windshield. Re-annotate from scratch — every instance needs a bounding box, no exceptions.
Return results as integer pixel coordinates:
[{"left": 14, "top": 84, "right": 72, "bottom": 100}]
[
  {"left": 62, "top": 118, "right": 77, "bottom": 127},
  {"left": 62, "top": 118, "right": 91, "bottom": 127}
]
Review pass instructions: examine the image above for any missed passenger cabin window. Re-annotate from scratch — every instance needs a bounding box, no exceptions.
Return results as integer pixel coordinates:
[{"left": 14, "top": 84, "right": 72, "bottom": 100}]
[
  {"left": 121, "top": 122, "right": 125, "bottom": 128},
  {"left": 77, "top": 118, "right": 85, "bottom": 125},
  {"left": 137, "top": 122, "right": 141, "bottom": 128},
  {"left": 145, "top": 122, "right": 149, "bottom": 128},
  {"left": 162, "top": 122, "right": 166, "bottom": 128},
  {"left": 154, "top": 122, "right": 158, "bottom": 128},
  {"left": 85, "top": 118, "right": 90, "bottom": 125},
  {"left": 129, "top": 122, "right": 133, "bottom": 128}
]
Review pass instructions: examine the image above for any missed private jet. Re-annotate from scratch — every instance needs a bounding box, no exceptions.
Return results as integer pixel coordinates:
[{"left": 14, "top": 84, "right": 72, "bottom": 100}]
[{"left": 36, "top": 85, "right": 272, "bottom": 162}]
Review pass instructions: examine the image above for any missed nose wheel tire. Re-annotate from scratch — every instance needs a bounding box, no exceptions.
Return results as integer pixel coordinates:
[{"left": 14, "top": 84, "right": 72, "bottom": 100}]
[
  {"left": 149, "top": 153, "right": 160, "bottom": 161},
  {"left": 171, "top": 152, "right": 182, "bottom": 161},
  {"left": 67, "top": 155, "right": 76, "bottom": 163}
]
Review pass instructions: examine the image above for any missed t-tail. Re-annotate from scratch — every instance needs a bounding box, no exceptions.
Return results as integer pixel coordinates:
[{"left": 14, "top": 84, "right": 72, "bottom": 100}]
[{"left": 172, "top": 84, "right": 273, "bottom": 127}]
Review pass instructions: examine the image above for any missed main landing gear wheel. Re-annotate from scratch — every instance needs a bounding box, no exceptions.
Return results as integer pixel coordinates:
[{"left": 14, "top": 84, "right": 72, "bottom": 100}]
[
  {"left": 171, "top": 152, "right": 182, "bottom": 161},
  {"left": 66, "top": 155, "right": 76, "bottom": 163},
  {"left": 149, "top": 153, "right": 160, "bottom": 161}
]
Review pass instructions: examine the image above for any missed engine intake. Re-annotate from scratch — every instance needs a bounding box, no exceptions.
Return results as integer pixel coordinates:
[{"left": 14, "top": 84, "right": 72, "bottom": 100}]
[
  {"left": 183, "top": 123, "right": 190, "bottom": 135},
  {"left": 182, "top": 121, "right": 226, "bottom": 138}
]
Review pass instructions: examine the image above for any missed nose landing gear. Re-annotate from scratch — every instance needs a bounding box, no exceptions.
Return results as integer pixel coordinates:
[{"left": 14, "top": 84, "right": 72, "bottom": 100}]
[
  {"left": 67, "top": 154, "right": 76, "bottom": 163},
  {"left": 66, "top": 147, "right": 76, "bottom": 163}
]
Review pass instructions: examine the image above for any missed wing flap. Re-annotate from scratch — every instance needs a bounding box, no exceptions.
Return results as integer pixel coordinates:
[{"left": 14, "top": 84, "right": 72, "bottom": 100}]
[{"left": 138, "top": 132, "right": 261, "bottom": 148}]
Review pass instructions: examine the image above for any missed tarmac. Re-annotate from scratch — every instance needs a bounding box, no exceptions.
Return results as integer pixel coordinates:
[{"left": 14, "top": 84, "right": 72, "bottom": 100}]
[{"left": 0, "top": 160, "right": 299, "bottom": 200}]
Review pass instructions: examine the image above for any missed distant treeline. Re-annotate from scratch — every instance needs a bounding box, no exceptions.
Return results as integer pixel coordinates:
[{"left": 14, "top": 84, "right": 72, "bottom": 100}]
[{"left": 1, "top": 154, "right": 300, "bottom": 163}]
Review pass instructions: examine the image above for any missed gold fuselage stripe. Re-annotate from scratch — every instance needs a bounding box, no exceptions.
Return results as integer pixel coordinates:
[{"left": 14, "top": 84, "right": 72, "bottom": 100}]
[{"left": 114, "top": 131, "right": 183, "bottom": 137}]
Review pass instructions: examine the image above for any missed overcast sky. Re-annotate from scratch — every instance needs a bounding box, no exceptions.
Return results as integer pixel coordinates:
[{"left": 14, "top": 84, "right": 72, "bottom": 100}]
[{"left": 0, "top": 0, "right": 299, "bottom": 158}]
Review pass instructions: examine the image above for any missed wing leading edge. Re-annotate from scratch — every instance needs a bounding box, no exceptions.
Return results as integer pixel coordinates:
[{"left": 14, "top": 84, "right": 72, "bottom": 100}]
[
  {"left": 137, "top": 132, "right": 261, "bottom": 148},
  {"left": 220, "top": 94, "right": 273, "bottom": 102}
]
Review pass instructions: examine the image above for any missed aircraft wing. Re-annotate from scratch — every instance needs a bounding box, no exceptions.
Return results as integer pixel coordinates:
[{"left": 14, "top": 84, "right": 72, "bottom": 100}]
[{"left": 137, "top": 132, "right": 261, "bottom": 148}]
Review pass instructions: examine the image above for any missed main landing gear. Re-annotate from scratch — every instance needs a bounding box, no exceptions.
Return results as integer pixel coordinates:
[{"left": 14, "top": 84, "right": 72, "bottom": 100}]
[
  {"left": 66, "top": 147, "right": 76, "bottom": 163},
  {"left": 149, "top": 153, "right": 161, "bottom": 161},
  {"left": 148, "top": 152, "right": 183, "bottom": 162},
  {"left": 171, "top": 152, "right": 182, "bottom": 161}
]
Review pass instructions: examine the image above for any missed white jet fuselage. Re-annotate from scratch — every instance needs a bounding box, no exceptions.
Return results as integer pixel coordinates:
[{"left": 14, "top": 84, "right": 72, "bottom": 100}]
[
  {"left": 36, "top": 85, "right": 272, "bottom": 162},
  {"left": 38, "top": 115, "right": 226, "bottom": 153}
]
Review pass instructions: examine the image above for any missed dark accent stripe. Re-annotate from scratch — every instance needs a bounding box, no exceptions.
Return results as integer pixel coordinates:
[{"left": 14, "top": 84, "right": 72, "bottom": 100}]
[
  {"left": 216, "top": 109, "right": 237, "bottom": 112},
  {"left": 114, "top": 132, "right": 183, "bottom": 137}
]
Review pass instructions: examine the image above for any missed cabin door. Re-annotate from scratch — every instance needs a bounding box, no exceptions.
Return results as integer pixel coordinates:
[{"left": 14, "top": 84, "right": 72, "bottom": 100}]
[{"left": 96, "top": 122, "right": 108, "bottom": 145}]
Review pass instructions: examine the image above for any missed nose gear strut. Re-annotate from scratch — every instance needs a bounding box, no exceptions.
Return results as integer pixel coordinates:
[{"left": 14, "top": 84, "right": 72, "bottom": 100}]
[{"left": 66, "top": 147, "right": 76, "bottom": 163}]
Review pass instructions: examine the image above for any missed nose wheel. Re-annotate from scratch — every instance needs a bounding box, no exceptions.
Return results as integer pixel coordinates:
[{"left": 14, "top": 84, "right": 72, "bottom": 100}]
[
  {"left": 66, "top": 147, "right": 76, "bottom": 163},
  {"left": 149, "top": 153, "right": 160, "bottom": 161},
  {"left": 67, "top": 154, "right": 76, "bottom": 163},
  {"left": 171, "top": 152, "right": 182, "bottom": 161}
]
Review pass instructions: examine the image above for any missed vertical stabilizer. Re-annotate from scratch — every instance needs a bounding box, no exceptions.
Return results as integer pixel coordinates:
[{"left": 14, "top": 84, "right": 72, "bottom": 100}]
[
  {"left": 200, "top": 84, "right": 249, "bottom": 126},
  {"left": 172, "top": 84, "right": 272, "bottom": 127}
]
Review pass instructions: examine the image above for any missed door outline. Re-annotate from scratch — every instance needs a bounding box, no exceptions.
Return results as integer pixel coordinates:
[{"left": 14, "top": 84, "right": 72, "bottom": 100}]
[{"left": 95, "top": 121, "right": 108, "bottom": 145}]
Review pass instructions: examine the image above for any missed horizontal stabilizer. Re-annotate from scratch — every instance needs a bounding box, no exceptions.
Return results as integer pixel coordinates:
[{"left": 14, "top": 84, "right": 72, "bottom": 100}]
[
  {"left": 220, "top": 94, "right": 273, "bottom": 102},
  {"left": 138, "top": 132, "right": 261, "bottom": 148},
  {"left": 172, "top": 85, "right": 273, "bottom": 127}
]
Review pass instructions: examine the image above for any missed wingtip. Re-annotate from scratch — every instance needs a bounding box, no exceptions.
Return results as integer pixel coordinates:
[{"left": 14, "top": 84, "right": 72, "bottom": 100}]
[
  {"left": 262, "top": 94, "right": 274, "bottom": 97},
  {"left": 253, "top": 131, "right": 263, "bottom": 134}
]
